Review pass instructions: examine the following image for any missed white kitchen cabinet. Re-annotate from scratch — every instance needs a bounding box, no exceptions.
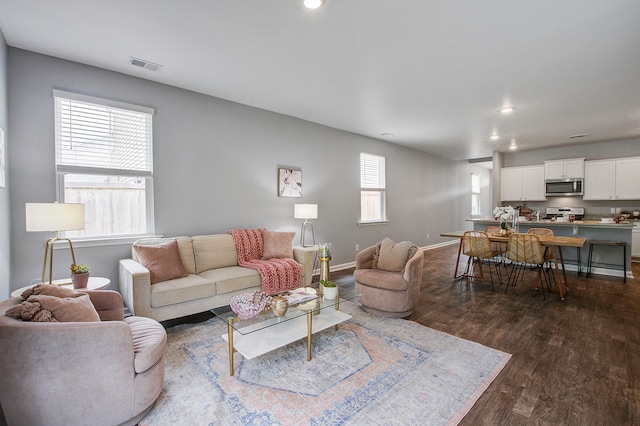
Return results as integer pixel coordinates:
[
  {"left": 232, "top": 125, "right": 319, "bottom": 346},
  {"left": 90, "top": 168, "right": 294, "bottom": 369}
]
[
  {"left": 501, "top": 165, "right": 545, "bottom": 201},
  {"left": 584, "top": 157, "right": 640, "bottom": 200},
  {"left": 544, "top": 158, "right": 585, "bottom": 179}
]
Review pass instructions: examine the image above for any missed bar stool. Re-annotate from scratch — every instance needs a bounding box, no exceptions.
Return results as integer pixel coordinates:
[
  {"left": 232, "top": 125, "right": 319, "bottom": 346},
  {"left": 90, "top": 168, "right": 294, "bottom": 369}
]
[{"left": 586, "top": 240, "right": 627, "bottom": 282}]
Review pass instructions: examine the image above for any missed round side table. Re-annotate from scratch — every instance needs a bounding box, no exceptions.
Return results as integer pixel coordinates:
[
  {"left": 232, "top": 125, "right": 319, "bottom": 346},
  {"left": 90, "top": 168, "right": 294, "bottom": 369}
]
[{"left": 11, "top": 277, "right": 111, "bottom": 298}]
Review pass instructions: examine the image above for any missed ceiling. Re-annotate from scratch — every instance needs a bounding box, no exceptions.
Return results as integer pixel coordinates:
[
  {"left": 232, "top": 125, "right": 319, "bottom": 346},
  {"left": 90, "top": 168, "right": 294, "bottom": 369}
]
[{"left": 1, "top": 0, "right": 639, "bottom": 161}]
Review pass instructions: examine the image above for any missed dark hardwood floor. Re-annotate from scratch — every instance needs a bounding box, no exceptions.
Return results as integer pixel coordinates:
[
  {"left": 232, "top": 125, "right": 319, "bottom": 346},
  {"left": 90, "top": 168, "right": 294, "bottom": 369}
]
[{"left": 335, "top": 243, "right": 640, "bottom": 425}]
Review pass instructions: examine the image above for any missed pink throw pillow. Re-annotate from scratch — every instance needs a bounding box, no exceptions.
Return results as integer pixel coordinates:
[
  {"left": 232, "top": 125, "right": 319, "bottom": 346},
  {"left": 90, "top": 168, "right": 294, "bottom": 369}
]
[
  {"left": 27, "top": 293, "right": 100, "bottom": 322},
  {"left": 134, "top": 239, "right": 189, "bottom": 284},
  {"left": 261, "top": 229, "right": 295, "bottom": 260}
]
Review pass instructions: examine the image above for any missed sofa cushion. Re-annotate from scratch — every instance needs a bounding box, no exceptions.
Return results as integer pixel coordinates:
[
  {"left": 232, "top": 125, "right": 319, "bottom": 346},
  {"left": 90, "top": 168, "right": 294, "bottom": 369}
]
[
  {"left": 261, "top": 229, "right": 295, "bottom": 259},
  {"left": 124, "top": 316, "right": 167, "bottom": 374},
  {"left": 27, "top": 293, "right": 101, "bottom": 322},
  {"left": 199, "top": 266, "right": 261, "bottom": 295},
  {"left": 150, "top": 274, "right": 215, "bottom": 308},
  {"left": 192, "top": 234, "right": 239, "bottom": 273},
  {"left": 375, "top": 238, "right": 418, "bottom": 273},
  {"left": 133, "top": 237, "right": 196, "bottom": 275},
  {"left": 134, "top": 239, "right": 189, "bottom": 284}
]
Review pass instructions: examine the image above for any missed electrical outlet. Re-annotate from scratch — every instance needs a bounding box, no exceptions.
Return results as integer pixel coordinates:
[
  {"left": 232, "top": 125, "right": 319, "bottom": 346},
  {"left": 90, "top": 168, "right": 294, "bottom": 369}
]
[
  {"left": 355, "top": 244, "right": 359, "bottom": 251},
  {"left": 426, "top": 233, "right": 430, "bottom": 239},
  {"left": 616, "top": 208, "right": 621, "bottom": 214},
  {"left": 611, "top": 208, "right": 616, "bottom": 213}
]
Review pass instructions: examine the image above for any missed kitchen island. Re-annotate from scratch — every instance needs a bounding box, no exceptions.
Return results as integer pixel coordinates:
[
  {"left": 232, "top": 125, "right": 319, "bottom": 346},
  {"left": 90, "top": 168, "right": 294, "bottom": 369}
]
[{"left": 469, "top": 219, "right": 634, "bottom": 279}]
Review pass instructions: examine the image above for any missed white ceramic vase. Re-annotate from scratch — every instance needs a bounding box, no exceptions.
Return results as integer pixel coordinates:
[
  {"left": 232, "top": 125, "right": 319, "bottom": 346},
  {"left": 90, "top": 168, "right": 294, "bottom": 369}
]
[{"left": 323, "top": 286, "right": 338, "bottom": 300}]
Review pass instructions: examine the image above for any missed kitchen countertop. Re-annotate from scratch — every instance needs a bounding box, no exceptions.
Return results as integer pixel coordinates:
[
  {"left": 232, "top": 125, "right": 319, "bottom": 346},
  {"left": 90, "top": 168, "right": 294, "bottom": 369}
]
[{"left": 469, "top": 219, "right": 635, "bottom": 228}]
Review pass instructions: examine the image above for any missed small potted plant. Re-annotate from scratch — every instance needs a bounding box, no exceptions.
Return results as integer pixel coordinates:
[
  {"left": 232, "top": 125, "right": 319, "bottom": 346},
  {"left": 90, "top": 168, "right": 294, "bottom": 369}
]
[
  {"left": 70, "top": 263, "right": 90, "bottom": 289},
  {"left": 320, "top": 279, "right": 338, "bottom": 300}
]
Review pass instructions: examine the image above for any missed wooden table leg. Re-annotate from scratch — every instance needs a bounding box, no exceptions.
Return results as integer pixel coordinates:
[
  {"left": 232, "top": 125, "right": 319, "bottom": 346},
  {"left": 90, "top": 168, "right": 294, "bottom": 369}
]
[{"left": 453, "top": 239, "right": 464, "bottom": 279}]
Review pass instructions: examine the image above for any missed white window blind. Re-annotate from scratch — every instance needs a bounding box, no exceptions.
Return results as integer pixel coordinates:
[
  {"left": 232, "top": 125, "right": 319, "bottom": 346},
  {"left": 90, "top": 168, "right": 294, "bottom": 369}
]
[
  {"left": 471, "top": 174, "right": 481, "bottom": 216},
  {"left": 53, "top": 90, "right": 155, "bottom": 239},
  {"left": 54, "top": 90, "right": 153, "bottom": 176},
  {"left": 360, "top": 153, "right": 385, "bottom": 189},
  {"left": 360, "top": 153, "right": 386, "bottom": 223}
]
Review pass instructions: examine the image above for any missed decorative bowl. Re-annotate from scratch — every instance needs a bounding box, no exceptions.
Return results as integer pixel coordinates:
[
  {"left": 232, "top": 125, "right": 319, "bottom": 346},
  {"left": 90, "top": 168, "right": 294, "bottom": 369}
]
[{"left": 229, "top": 290, "right": 271, "bottom": 320}]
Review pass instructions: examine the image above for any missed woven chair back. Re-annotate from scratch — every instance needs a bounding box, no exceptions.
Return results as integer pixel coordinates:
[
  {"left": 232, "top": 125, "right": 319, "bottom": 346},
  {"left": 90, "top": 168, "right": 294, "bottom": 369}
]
[
  {"left": 527, "top": 228, "right": 554, "bottom": 237},
  {"left": 485, "top": 226, "right": 502, "bottom": 235},
  {"left": 507, "top": 233, "right": 545, "bottom": 265},
  {"left": 462, "top": 231, "right": 494, "bottom": 259}
]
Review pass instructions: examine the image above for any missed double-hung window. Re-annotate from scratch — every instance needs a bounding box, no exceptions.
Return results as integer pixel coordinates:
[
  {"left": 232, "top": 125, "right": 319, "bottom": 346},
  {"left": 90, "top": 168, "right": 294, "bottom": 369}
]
[
  {"left": 360, "top": 152, "right": 386, "bottom": 223},
  {"left": 471, "top": 173, "right": 481, "bottom": 216},
  {"left": 54, "top": 90, "right": 154, "bottom": 239}
]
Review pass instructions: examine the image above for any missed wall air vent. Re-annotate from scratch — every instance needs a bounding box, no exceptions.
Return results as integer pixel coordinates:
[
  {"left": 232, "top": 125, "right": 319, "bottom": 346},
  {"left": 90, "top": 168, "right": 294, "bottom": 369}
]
[{"left": 129, "top": 57, "right": 162, "bottom": 72}]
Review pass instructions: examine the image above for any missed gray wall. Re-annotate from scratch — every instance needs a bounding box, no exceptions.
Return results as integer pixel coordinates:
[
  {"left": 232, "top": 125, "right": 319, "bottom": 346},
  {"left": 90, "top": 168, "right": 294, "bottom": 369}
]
[
  {"left": 7, "top": 48, "right": 478, "bottom": 292},
  {"left": 0, "top": 32, "right": 9, "bottom": 299}
]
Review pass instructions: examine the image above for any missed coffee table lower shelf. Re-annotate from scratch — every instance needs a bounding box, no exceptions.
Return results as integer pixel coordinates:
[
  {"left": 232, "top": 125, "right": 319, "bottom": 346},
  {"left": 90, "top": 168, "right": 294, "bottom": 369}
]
[{"left": 221, "top": 308, "right": 352, "bottom": 375}]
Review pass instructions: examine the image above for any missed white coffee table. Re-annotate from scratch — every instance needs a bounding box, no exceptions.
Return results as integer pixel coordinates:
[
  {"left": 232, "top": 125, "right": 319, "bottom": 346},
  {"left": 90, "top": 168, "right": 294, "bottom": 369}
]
[{"left": 11, "top": 277, "right": 111, "bottom": 298}]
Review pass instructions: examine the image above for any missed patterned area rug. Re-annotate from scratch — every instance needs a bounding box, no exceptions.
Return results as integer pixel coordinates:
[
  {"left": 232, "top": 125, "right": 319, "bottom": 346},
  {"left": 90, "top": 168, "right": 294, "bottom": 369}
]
[{"left": 140, "top": 302, "right": 510, "bottom": 425}]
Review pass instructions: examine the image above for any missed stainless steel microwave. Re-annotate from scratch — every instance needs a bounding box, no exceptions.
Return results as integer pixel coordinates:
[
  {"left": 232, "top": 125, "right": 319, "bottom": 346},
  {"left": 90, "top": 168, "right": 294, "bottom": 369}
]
[{"left": 545, "top": 178, "right": 583, "bottom": 196}]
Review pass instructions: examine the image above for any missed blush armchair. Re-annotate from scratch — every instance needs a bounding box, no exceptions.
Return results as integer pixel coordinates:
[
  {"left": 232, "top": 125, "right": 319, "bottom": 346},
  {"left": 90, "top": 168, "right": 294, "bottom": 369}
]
[
  {"left": 354, "top": 238, "right": 425, "bottom": 318},
  {"left": 0, "top": 290, "right": 166, "bottom": 426}
]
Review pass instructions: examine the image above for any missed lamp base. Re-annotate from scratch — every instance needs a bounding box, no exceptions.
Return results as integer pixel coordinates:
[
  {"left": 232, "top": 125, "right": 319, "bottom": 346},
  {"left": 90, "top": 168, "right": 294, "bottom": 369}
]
[{"left": 299, "top": 221, "right": 316, "bottom": 247}]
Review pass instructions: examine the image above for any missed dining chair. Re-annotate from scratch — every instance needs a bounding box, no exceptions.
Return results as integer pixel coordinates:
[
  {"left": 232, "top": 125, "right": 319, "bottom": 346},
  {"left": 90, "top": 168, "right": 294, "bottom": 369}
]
[
  {"left": 485, "top": 226, "right": 508, "bottom": 256},
  {"left": 505, "top": 233, "right": 555, "bottom": 299},
  {"left": 461, "top": 231, "right": 503, "bottom": 290}
]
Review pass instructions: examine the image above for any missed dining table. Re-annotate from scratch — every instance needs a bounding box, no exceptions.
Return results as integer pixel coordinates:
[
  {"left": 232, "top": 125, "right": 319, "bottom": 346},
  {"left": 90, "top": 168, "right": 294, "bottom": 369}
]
[{"left": 440, "top": 231, "right": 587, "bottom": 300}]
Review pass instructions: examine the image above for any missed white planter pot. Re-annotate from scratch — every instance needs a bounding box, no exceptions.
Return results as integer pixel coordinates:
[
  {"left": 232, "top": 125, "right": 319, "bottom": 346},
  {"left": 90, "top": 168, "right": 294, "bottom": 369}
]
[{"left": 323, "top": 286, "right": 338, "bottom": 300}]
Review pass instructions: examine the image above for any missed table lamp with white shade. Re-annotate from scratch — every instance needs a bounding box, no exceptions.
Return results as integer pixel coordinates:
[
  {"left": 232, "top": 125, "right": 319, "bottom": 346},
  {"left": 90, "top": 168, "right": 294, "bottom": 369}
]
[
  {"left": 294, "top": 203, "right": 318, "bottom": 247},
  {"left": 25, "top": 202, "right": 85, "bottom": 285}
]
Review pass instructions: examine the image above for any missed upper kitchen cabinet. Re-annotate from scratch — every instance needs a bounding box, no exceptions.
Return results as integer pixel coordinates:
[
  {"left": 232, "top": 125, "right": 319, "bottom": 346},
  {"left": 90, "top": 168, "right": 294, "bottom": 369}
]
[
  {"left": 584, "top": 157, "right": 640, "bottom": 200},
  {"left": 544, "top": 158, "right": 585, "bottom": 179},
  {"left": 501, "top": 165, "right": 546, "bottom": 201}
]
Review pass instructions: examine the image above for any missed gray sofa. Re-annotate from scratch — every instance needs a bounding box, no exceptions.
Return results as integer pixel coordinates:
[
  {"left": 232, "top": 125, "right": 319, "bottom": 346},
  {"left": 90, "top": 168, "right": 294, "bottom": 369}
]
[{"left": 119, "top": 233, "right": 314, "bottom": 322}]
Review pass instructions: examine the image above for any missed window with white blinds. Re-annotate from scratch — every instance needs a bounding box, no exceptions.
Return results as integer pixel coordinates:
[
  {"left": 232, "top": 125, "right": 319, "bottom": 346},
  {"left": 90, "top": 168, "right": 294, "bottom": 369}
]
[
  {"left": 360, "top": 152, "right": 387, "bottom": 223},
  {"left": 53, "top": 90, "right": 155, "bottom": 238},
  {"left": 471, "top": 174, "right": 481, "bottom": 216}
]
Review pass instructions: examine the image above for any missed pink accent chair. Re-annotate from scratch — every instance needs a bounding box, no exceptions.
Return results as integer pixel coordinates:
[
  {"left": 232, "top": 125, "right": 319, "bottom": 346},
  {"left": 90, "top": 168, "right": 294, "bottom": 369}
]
[{"left": 0, "top": 290, "right": 166, "bottom": 426}]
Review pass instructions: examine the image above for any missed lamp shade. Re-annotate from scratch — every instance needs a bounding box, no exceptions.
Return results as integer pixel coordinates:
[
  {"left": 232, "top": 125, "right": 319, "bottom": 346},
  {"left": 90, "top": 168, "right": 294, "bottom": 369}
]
[
  {"left": 26, "top": 203, "right": 85, "bottom": 232},
  {"left": 294, "top": 204, "right": 318, "bottom": 220}
]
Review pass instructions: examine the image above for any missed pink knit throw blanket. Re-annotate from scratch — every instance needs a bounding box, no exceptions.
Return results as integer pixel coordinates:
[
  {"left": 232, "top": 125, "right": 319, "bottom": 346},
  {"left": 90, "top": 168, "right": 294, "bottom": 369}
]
[{"left": 230, "top": 228, "right": 302, "bottom": 295}]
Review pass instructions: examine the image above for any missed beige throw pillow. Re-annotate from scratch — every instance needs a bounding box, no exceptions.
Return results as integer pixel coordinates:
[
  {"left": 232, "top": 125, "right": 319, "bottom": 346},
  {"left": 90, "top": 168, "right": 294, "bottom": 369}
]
[
  {"left": 375, "top": 237, "right": 417, "bottom": 272},
  {"left": 27, "top": 293, "right": 100, "bottom": 322},
  {"left": 261, "top": 229, "right": 295, "bottom": 260},
  {"left": 134, "top": 239, "right": 189, "bottom": 284}
]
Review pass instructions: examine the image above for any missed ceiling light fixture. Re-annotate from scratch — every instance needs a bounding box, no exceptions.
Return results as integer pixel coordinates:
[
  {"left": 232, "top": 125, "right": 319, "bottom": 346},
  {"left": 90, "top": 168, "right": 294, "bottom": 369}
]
[
  {"left": 304, "top": 0, "right": 324, "bottom": 9},
  {"left": 499, "top": 106, "right": 516, "bottom": 114},
  {"left": 509, "top": 144, "right": 518, "bottom": 150},
  {"left": 490, "top": 134, "right": 499, "bottom": 140}
]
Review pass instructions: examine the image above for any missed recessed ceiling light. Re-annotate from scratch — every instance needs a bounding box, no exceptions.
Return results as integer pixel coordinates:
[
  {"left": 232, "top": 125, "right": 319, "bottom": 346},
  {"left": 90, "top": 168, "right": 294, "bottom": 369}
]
[
  {"left": 304, "top": 0, "right": 324, "bottom": 9},
  {"left": 499, "top": 107, "right": 516, "bottom": 114},
  {"left": 490, "top": 134, "right": 499, "bottom": 140},
  {"left": 509, "top": 144, "right": 518, "bottom": 150}
]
